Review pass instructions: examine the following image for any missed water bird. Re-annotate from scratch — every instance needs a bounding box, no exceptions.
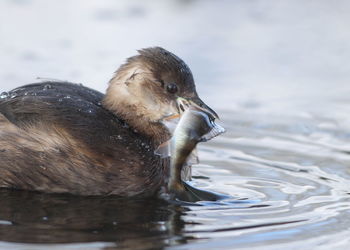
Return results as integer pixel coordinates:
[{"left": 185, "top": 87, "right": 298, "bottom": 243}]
[{"left": 0, "top": 47, "right": 218, "bottom": 197}]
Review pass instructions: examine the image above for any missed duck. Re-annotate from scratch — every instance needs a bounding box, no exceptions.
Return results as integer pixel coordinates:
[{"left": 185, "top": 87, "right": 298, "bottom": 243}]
[{"left": 0, "top": 47, "right": 218, "bottom": 197}]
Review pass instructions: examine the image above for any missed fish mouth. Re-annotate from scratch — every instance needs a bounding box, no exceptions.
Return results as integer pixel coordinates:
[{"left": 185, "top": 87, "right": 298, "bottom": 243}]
[
  {"left": 200, "top": 122, "right": 226, "bottom": 142},
  {"left": 176, "top": 96, "right": 219, "bottom": 120},
  {"left": 176, "top": 97, "right": 225, "bottom": 140}
]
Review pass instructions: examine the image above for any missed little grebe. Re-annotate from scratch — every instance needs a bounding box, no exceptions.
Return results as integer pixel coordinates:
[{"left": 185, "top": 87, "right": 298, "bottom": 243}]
[{"left": 0, "top": 47, "right": 218, "bottom": 196}]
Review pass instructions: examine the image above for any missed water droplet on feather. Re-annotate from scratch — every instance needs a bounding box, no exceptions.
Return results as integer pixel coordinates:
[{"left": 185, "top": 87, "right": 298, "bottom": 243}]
[{"left": 0, "top": 92, "right": 9, "bottom": 99}]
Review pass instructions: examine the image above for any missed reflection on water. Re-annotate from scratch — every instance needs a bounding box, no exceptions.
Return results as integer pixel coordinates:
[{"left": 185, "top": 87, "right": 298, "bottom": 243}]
[
  {"left": 1, "top": 0, "right": 350, "bottom": 249},
  {"left": 0, "top": 190, "right": 188, "bottom": 249}
]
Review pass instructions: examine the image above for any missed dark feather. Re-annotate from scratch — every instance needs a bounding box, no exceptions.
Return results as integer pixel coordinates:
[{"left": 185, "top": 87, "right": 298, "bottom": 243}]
[{"left": 0, "top": 81, "right": 168, "bottom": 196}]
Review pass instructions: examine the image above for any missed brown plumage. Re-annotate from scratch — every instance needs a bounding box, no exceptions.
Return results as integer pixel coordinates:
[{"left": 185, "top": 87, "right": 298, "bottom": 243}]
[{"left": 0, "top": 47, "right": 216, "bottom": 196}]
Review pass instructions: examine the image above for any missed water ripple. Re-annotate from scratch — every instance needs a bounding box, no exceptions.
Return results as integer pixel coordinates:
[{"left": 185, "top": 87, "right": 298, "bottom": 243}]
[{"left": 177, "top": 111, "right": 350, "bottom": 249}]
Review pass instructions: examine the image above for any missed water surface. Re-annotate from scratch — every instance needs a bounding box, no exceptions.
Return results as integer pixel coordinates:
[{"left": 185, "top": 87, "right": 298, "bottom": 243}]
[{"left": 1, "top": 0, "right": 350, "bottom": 249}]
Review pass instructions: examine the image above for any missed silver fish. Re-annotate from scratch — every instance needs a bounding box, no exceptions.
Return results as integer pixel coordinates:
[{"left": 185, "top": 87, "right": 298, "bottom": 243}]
[{"left": 156, "top": 106, "right": 225, "bottom": 201}]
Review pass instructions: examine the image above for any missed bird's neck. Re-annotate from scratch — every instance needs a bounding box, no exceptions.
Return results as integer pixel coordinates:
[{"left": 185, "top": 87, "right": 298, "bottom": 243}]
[{"left": 102, "top": 93, "right": 171, "bottom": 146}]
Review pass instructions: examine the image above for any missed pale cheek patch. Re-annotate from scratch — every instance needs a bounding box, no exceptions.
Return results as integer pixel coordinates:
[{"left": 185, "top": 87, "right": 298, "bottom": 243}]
[
  {"left": 138, "top": 87, "right": 159, "bottom": 110},
  {"left": 104, "top": 63, "right": 178, "bottom": 135}
]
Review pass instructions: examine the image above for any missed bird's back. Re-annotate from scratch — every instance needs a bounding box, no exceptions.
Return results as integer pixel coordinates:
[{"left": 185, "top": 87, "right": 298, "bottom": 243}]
[{"left": 0, "top": 82, "right": 166, "bottom": 196}]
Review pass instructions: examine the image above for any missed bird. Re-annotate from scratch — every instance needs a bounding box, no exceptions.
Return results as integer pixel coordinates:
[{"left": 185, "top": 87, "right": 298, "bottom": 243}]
[{"left": 0, "top": 47, "right": 217, "bottom": 197}]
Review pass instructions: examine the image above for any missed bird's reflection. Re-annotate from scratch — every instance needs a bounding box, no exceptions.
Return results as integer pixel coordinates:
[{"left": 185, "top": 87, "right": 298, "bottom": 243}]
[{"left": 0, "top": 189, "right": 189, "bottom": 249}]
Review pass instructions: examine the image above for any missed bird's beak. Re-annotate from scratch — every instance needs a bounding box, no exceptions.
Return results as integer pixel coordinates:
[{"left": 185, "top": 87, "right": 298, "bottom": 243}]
[{"left": 176, "top": 96, "right": 219, "bottom": 120}]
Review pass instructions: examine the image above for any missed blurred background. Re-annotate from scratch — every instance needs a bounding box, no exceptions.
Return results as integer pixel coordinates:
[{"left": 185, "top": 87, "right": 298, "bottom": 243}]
[{"left": 1, "top": 0, "right": 350, "bottom": 115}]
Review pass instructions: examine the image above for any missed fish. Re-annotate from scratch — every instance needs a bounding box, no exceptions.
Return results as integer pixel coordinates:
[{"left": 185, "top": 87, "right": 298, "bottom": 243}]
[{"left": 156, "top": 106, "right": 226, "bottom": 202}]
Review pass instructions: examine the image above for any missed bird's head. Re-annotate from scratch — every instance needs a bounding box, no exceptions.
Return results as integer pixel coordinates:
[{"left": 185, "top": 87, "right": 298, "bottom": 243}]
[{"left": 103, "top": 47, "right": 218, "bottom": 142}]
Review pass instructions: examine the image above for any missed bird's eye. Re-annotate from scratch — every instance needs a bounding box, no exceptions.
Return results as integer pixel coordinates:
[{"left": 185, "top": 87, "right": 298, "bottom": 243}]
[{"left": 166, "top": 83, "right": 178, "bottom": 94}]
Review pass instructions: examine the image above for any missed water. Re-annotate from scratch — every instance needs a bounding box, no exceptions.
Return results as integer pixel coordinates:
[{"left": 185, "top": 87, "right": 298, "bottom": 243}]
[{"left": 1, "top": 0, "right": 350, "bottom": 249}]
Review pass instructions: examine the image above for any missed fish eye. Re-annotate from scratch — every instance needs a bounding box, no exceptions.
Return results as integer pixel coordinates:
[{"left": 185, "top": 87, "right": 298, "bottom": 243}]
[
  {"left": 166, "top": 83, "right": 178, "bottom": 94},
  {"left": 208, "top": 114, "right": 215, "bottom": 123}
]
